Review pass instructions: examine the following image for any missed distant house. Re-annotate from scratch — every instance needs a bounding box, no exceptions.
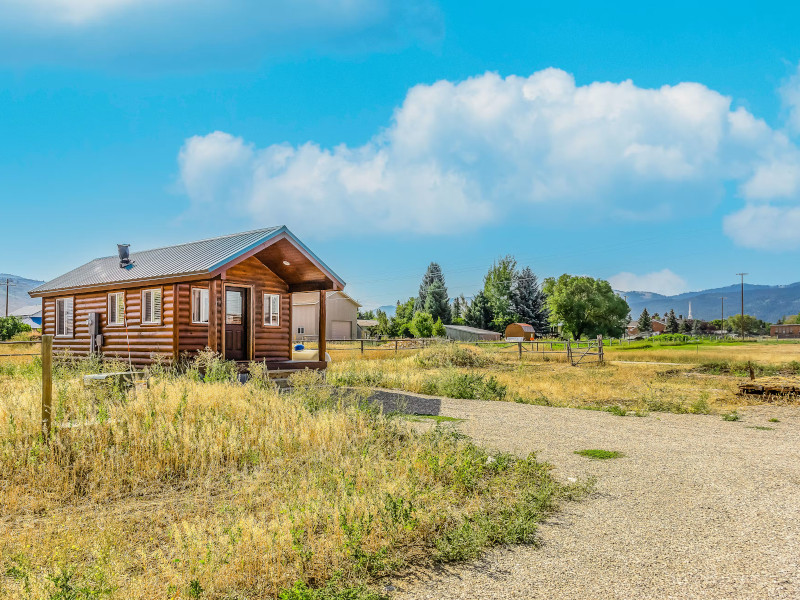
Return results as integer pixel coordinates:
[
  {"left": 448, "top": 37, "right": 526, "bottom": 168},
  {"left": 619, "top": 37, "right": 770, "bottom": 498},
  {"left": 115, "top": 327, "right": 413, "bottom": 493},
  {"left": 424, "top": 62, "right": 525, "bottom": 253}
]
[
  {"left": 443, "top": 324, "right": 501, "bottom": 342},
  {"left": 28, "top": 226, "right": 345, "bottom": 369},
  {"left": 771, "top": 324, "right": 800, "bottom": 339},
  {"left": 293, "top": 291, "right": 360, "bottom": 341},
  {"left": 626, "top": 319, "right": 667, "bottom": 337},
  {"left": 356, "top": 319, "right": 379, "bottom": 339},
  {"left": 9, "top": 304, "right": 42, "bottom": 330},
  {"left": 504, "top": 322, "right": 535, "bottom": 341}
]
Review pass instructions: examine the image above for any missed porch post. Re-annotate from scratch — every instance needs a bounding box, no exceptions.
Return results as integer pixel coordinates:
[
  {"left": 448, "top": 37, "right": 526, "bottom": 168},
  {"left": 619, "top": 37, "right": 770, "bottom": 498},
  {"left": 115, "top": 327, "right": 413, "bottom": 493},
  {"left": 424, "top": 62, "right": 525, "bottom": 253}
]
[
  {"left": 208, "top": 279, "right": 218, "bottom": 352},
  {"left": 318, "top": 290, "right": 327, "bottom": 361}
]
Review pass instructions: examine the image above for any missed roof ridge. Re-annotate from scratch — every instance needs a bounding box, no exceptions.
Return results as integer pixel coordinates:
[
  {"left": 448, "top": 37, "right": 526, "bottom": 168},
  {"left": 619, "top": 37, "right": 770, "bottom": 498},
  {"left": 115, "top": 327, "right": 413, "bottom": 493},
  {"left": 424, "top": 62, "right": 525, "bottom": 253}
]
[{"left": 91, "top": 226, "right": 284, "bottom": 260}]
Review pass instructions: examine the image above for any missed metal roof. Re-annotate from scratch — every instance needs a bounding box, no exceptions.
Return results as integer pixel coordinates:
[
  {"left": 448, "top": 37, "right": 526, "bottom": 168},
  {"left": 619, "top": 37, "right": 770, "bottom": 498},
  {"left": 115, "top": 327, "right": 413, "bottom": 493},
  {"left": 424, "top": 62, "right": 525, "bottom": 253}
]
[
  {"left": 444, "top": 324, "right": 501, "bottom": 335},
  {"left": 9, "top": 304, "right": 42, "bottom": 317},
  {"left": 30, "top": 226, "right": 345, "bottom": 296}
]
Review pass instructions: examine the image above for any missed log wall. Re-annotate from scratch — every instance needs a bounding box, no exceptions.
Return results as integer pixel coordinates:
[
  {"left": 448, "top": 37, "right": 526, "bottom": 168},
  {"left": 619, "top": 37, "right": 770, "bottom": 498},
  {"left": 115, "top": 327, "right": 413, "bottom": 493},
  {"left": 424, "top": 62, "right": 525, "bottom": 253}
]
[{"left": 42, "top": 285, "right": 175, "bottom": 364}]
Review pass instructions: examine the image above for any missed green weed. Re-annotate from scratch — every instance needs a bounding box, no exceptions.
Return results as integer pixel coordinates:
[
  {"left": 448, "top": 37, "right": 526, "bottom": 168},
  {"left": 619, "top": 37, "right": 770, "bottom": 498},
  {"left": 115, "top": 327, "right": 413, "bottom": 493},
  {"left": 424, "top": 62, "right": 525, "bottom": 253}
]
[{"left": 574, "top": 449, "right": 624, "bottom": 460}]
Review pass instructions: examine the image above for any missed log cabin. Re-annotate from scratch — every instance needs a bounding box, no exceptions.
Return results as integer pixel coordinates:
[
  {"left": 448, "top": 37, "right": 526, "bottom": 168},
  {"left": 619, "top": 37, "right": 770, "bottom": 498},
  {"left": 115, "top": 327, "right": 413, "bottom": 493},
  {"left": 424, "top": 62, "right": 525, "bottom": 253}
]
[{"left": 28, "top": 226, "right": 344, "bottom": 370}]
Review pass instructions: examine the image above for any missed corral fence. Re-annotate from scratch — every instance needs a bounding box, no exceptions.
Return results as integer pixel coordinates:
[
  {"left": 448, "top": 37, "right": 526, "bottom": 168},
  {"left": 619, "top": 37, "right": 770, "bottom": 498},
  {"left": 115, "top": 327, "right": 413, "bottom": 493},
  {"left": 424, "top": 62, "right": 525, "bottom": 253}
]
[{"left": 305, "top": 336, "right": 605, "bottom": 366}]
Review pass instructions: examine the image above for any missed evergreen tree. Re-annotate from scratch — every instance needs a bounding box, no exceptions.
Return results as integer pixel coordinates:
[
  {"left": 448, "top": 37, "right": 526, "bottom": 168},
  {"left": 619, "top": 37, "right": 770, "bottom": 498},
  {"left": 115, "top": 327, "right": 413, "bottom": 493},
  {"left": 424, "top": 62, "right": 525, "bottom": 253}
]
[
  {"left": 681, "top": 319, "right": 692, "bottom": 334},
  {"left": 666, "top": 309, "right": 679, "bottom": 333},
  {"left": 423, "top": 280, "right": 452, "bottom": 324},
  {"left": 415, "top": 263, "right": 446, "bottom": 313},
  {"left": 691, "top": 319, "right": 699, "bottom": 336},
  {"left": 451, "top": 296, "right": 462, "bottom": 321},
  {"left": 652, "top": 312, "right": 660, "bottom": 320},
  {"left": 637, "top": 308, "right": 652, "bottom": 333},
  {"left": 511, "top": 266, "right": 549, "bottom": 333},
  {"left": 464, "top": 291, "right": 492, "bottom": 330},
  {"left": 484, "top": 255, "right": 517, "bottom": 332}
]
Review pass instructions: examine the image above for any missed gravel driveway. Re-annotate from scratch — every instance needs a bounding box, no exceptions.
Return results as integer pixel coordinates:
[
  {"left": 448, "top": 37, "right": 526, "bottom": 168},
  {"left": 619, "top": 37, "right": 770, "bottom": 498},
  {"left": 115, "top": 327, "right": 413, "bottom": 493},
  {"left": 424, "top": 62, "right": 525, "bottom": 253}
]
[{"left": 386, "top": 394, "right": 800, "bottom": 599}]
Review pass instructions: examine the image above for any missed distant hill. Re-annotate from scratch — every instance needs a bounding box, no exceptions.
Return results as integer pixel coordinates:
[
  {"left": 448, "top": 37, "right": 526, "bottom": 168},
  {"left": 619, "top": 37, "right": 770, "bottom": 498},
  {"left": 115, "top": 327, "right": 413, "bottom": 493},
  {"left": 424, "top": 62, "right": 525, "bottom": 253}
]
[
  {"left": 620, "top": 282, "right": 800, "bottom": 323},
  {"left": 0, "top": 274, "right": 45, "bottom": 314}
]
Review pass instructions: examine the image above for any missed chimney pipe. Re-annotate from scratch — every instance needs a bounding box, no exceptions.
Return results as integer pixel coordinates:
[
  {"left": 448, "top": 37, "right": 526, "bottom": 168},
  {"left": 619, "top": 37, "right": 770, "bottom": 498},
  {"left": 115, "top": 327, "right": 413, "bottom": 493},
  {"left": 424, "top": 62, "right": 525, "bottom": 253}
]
[{"left": 118, "top": 244, "right": 131, "bottom": 268}]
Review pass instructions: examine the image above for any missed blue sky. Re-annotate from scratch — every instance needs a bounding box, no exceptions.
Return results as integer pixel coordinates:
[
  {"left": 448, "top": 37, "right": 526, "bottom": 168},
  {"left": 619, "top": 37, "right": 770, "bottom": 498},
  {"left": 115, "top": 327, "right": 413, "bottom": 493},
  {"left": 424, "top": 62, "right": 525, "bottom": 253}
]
[{"left": 2, "top": 0, "right": 800, "bottom": 308}]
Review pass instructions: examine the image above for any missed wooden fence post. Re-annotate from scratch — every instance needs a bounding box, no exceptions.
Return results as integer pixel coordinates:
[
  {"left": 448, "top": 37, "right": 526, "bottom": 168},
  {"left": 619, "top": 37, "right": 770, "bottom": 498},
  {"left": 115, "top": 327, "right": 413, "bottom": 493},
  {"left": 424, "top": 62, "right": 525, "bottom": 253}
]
[
  {"left": 518, "top": 341, "right": 522, "bottom": 359},
  {"left": 566, "top": 339, "right": 572, "bottom": 366},
  {"left": 360, "top": 339, "right": 364, "bottom": 355},
  {"left": 41, "top": 334, "right": 52, "bottom": 437},
  {"left": 395, "top": 339, "right": 398, "bottom": 354},
  {"left": 598, "top": 335, "right": 604, "bottom": 363}
]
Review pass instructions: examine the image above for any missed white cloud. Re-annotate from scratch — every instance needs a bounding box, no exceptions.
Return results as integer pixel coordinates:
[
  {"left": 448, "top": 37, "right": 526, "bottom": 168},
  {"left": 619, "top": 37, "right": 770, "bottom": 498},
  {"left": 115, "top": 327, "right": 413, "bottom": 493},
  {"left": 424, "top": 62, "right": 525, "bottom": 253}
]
[
  {"left": 723, "top": 204, "right": 800, "bottom": 250},
  {"left": 608, "top": 269, "right": 689, "bottom": 296},
  {"left": 0, "top": 0, "right": 442, "bottom": 67},
  {"left": 178, "top": 69, "right": 800, "bottom": 242},
  {"left": 781, "top": 62, "right": 800, "bottom": 135}
]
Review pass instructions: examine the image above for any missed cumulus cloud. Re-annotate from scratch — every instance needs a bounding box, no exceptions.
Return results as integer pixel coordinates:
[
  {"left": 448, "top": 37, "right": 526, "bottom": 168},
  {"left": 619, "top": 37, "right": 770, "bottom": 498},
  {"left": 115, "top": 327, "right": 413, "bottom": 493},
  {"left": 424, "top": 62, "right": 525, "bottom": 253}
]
[
  {"left": 608, "top": 269, "right": 689, "bottom": 296},
  {"left": 178, "top": 69, "right": 800, "bottom": 242},
  {"left": 723, "top": 204, "right": 800, "bottom": 250},
  {"left": 0, "top": 0, "right": 442, "bottom": 67}
]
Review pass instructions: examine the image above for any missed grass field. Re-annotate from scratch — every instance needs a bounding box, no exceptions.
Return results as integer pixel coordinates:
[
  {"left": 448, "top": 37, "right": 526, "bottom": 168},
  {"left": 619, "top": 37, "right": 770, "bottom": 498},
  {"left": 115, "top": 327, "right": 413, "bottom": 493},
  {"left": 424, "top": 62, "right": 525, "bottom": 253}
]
[
  {"left": 325, "top": 339, "right": 800, "bottom": 414},
  {"left": 0, "top": 355, "right": 578, "bottom": 600}
]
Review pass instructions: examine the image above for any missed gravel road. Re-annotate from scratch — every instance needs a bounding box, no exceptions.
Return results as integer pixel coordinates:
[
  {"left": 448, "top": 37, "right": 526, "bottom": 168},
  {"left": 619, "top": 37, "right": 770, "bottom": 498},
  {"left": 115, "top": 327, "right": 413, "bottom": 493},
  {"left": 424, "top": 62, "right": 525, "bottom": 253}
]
[{"left": 387, "top": 394, "right": 800, "bottom": 600}]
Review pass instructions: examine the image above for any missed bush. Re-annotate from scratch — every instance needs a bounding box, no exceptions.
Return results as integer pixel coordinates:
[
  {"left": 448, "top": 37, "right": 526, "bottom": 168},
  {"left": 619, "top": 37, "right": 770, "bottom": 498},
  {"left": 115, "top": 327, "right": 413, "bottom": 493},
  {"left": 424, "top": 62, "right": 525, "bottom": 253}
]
[
  {"left": 422, "top": 370, "right": 507, "bottom": 401},
  {"left": 409, "top": 312, "right": 434, "bottom": 338},
  {"left": 414, "top": 344, "right": 493, "bottom": 368},
  {"left": 0, "top": 316, "right": 31, "bottom": 341}
]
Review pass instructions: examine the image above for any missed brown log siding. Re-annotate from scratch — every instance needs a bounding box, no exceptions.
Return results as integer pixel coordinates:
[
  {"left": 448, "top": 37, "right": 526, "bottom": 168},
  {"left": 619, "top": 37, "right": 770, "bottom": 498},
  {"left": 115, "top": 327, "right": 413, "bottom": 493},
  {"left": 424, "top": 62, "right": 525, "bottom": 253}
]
[{"left": 43, "top": 286, "right": 175, "bottom": 363}]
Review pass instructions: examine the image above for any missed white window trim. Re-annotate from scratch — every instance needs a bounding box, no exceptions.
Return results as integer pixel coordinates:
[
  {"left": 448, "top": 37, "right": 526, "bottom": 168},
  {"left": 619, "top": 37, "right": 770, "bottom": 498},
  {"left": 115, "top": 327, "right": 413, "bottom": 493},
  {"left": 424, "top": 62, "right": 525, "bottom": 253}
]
[
  {"left": 191, "top": 287, "right": 210, "bottom": 325},
  {"left": 55, "top": 297, "right": 74, "bottom": 338},
  {"left": 264, "top": 293, "right": 280, "bottom": 327},
  {"left": 108, "top": 292, "right": 125, "bottom": 326},
  {"left": 141, "top": 288, "right": 162, "bottom": 325}
]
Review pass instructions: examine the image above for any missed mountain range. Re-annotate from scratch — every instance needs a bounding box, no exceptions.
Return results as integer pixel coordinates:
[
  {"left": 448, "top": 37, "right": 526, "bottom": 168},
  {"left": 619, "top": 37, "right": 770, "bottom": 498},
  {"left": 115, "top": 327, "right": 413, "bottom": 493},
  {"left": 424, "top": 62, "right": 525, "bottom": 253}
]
[
  {"left": 0, "top": 274, "right": 45, "bottom": 315},
  {"left": 619, "top": 282, "right": 800, "bottom": 324}
]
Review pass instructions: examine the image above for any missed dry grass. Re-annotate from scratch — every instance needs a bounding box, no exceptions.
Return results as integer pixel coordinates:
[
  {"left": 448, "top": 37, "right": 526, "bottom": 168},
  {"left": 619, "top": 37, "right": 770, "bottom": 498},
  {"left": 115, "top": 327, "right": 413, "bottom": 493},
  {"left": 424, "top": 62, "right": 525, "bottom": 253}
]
[
  {"left": 0, "top": 358, "right": 568, "bottom": 599},
  {"left": 326, "top": 341, "right": 800, "bottom": 414}
]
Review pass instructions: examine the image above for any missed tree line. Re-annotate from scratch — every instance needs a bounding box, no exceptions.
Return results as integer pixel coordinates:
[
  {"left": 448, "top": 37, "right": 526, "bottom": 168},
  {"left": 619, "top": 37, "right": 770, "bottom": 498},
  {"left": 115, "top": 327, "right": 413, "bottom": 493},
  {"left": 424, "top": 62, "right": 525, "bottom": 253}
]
[{"left": 358, "top": 259, "right": 632, "bottom": 340}]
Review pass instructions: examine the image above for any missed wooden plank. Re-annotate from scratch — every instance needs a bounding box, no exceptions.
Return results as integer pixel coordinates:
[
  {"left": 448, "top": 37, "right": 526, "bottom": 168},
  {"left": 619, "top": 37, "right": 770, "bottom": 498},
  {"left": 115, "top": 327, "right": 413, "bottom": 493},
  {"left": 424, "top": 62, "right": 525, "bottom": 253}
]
[
  {"left": 41, "top": 335, "right": 52, "bottom": 436},
  {"left": 208, "top": 278, "right": 218, "bottom": 352},
  {"left": 172, "top": 283, "right": 179, "bottom": 363},
  {"left": 318, "top": 289, "right": 327, "bottom": 361}
]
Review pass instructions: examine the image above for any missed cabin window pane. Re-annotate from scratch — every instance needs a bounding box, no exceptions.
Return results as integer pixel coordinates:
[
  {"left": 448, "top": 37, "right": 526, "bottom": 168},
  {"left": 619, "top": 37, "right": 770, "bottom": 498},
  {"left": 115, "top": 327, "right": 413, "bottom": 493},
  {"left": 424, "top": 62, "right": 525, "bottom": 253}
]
[
  {"left": 108, "top": 292, "right": 125, "bottom": 326},
  {"left": 142, "top": 289, "right": 162, "bottom": 324},
  {"left": 264, "top": 293, "right": 280, "bottom": 326},
  {"left": 192, "top": 288, "right": 209, "bottom": 324},
  {"left": 56, "top": 298, "right": 73, "bottom": 337},
  {"left": 226, "top": 290, "right": 243, "bottom": 325}
]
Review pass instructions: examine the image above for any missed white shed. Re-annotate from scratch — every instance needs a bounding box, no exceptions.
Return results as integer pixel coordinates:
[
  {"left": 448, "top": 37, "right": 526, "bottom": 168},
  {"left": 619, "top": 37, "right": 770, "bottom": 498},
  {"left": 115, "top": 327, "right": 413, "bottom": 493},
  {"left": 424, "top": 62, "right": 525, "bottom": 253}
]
[{"left": 292, "top": 291, "right": 360, "bottom": 341}]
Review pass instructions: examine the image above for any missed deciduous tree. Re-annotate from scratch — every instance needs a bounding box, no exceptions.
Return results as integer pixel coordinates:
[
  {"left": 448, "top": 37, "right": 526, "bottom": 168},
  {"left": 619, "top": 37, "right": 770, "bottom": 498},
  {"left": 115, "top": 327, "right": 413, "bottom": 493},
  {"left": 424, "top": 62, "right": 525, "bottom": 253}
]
[{"left": 543, "top": 274, "right": 630, "bottom": 340}]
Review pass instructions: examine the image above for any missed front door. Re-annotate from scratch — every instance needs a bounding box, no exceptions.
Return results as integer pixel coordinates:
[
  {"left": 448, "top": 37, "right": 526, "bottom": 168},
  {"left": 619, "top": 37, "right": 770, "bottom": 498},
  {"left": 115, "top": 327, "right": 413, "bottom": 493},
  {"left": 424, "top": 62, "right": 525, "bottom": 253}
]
[{"left": 225, "top": 287, "right": 248, "bottom": 361}]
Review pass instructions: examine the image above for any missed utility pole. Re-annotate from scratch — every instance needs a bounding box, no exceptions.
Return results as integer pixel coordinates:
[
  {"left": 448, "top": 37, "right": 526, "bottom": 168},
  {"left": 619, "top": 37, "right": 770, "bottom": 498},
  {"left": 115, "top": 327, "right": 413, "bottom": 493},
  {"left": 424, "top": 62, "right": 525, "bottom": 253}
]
[
  {"left": 736, "top": 273, "right": 748, "bottom": 340},
  {"left": 2, "top": 278, "right": 16, "bottom": 317}
]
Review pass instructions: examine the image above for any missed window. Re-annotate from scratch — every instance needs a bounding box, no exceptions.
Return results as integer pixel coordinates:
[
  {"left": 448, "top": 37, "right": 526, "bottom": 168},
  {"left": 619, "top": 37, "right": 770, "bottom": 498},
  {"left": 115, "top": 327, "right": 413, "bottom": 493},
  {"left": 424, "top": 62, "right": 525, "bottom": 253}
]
[
  {"left": 297, "top": 326, "right": 305, "bottom": 334},
  {"left": 55, "top": 298, "right": 73, "bottom": 337},
  {"left": 264, "top": 293, "right": 280, "bottom": 326},
  {"left": 192, "top": 287, "right": 209, "bottom": 324},
  {"left": 108, "top": 292, "right": 125, "bottom": 326},
  {"left": 142, "top": 288, "right": 162, "bottom": 324}
]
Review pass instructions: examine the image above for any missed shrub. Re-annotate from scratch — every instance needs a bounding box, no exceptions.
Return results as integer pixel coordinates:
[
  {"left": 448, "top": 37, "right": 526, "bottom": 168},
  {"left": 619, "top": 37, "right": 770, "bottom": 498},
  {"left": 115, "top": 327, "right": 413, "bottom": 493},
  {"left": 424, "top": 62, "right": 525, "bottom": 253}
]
[
  {"left": 186, "top": 347, "right": 238, "bottom": 383},
  {"left": 0, "top": 316, "right": 31, "bottom": 341},
  {"left": 414, "top": 344, "right": 492, "bottom": 368},
  {"left": 422, "top": 370, "right": 507, "bottom": 402},
  {"left": 574, "top": 449, "right": 624, "bottom": 460},
  {"left": 409, "top": 312, "right": 434, "bottom": 338}
]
